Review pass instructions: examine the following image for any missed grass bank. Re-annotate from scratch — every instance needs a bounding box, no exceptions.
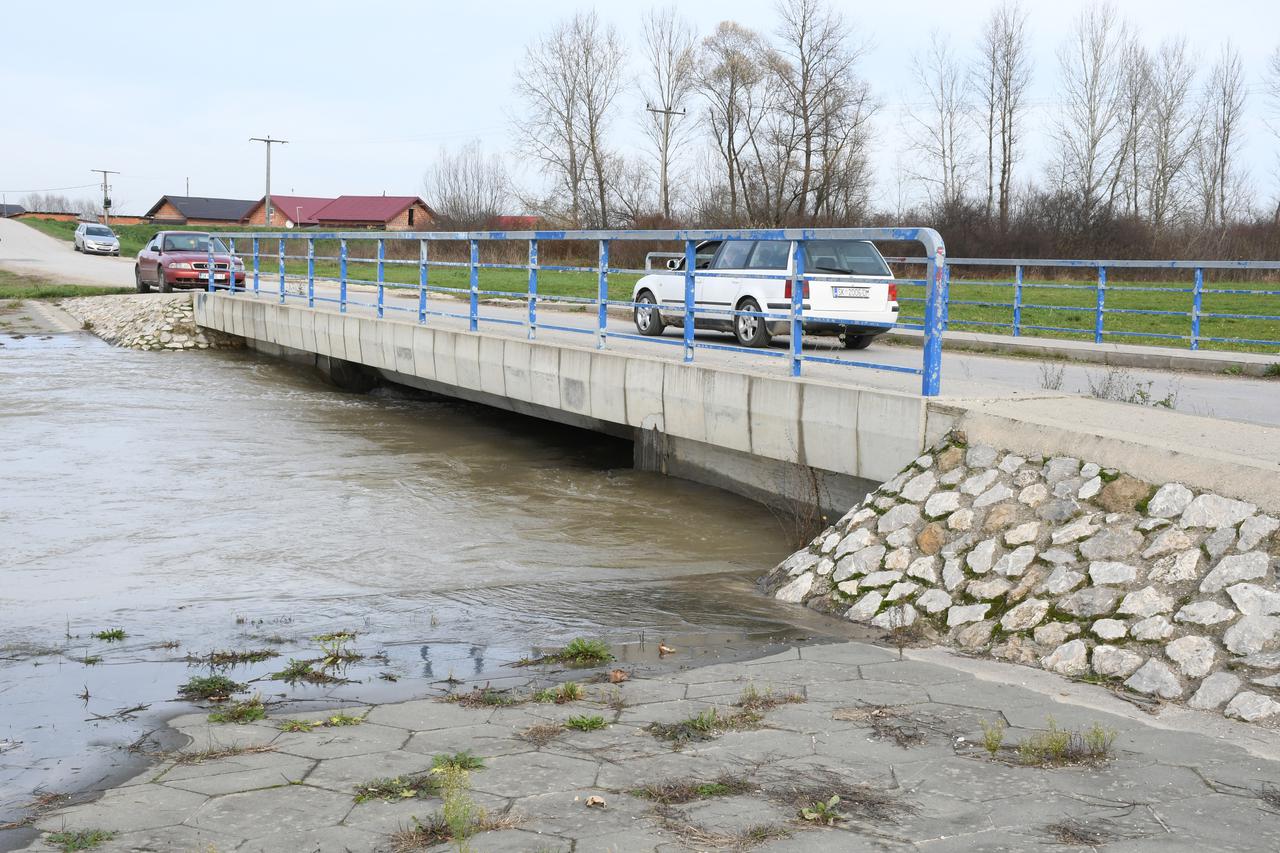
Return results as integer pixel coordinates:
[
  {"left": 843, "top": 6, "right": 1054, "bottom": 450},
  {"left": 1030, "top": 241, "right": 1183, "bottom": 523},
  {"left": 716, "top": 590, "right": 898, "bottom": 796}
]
[{"left": 0, "top": 268, "right": 133, "bottom": 299}]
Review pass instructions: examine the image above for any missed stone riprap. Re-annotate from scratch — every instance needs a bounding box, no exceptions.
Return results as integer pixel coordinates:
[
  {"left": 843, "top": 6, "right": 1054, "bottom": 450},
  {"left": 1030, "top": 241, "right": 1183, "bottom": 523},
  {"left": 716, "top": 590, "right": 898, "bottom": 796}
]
[
  {"left": 59, "top": 294, "right": 240, "bottom": 351},
  {"left": 762, "top": 432, "right": 1280, "bottom": 726}
]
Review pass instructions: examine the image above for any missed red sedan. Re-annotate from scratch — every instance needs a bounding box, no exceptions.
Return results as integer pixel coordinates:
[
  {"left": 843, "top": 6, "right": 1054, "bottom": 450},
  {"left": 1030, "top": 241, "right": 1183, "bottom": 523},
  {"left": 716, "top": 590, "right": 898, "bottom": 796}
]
[{"left": 135, "top": 231, "right": 246, "bottom": 292}]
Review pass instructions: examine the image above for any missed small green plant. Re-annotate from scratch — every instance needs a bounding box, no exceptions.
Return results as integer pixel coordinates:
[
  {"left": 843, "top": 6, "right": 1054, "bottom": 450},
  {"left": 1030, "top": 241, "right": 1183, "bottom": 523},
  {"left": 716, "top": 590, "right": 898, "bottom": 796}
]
[
  {"left": 191, "top": 649, "right": 278, "bottom": 666},
  {"left": 980, "top": 719, "right": 1006, "bottom": 757},
  {"left": 629, "top": 775, "right": 754, "bottom": 804},
  {"left": 1222, "top": 364, "right": 1244, "bottom": 375},
  {"left": 646, "top": 707, "right": 762, "bottom": 745},
  {"left": 432, "top": 750, "right": 485, "bottom": 772},
  {"left": 533, "top": 681, "right": 583, "bottom": 704},
  {"left": 315, "top": 631, "right": 362, "bottom": 667},
  {"left": 800, "top": 794, "right": 845, "bottom": 826},
  {"left": 1264, "top": 363, "right": 1280, "bottom": 378},
  {"left": 447, "top": 686, "right": 523, "bottom": 707},
  {"left": 353, "top": 772, "right": 439, "bottom": 803},
  {"left": 1014, "top": 718, "right": 1116, "bottom": 766},
  {"left": 436, "top": 764, "right": 483, "bottom": 851},
  {"left": 93, "top": 629, "right": 126, "bottom": 642},
  {"left": 736, "top": 683, "right": 805, "bottom": 712},
  {"left": 272, "top": 658, "right": 341, "bottom": 684},
  {"left": 44, "top": 828, "right": 116, "bottom": 851},
  {"left": 565, "top": 714, "right": 606, "bottom": 731},
  {"left": 177, "top": 674, "right": 245, "bottom": 701},
  {"left": 277, "top": 712, "right": 363, "bottom": 733},
  {"left": 79, "top": 655, "right": 102, "bottom": 666},
  {"left": 278, "top": 719, "right": 317, "bottom": 733},
  {"left": 208, "top": 695, "right": 266, "bottom": 724},
  {"left": 517, "top": 637, "right": 613, "bottom": 666}
]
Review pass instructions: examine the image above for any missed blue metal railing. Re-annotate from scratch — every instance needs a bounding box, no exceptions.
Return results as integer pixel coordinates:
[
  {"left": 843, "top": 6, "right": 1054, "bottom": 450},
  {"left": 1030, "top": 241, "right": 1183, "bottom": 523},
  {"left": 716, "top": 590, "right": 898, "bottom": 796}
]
[
  {"left": 208, "top": 228, "right": 949, "bottom": 396},
  {"left": 884, "top": 257, "right": 1280, "bottom": 351}
]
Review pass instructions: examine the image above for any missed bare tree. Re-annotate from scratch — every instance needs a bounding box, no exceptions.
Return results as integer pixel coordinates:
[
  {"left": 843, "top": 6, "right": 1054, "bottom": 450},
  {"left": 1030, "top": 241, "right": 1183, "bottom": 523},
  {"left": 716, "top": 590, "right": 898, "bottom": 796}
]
[
  {"left": 423, "top": 141, "right": 510, "bottom": 227},
  {"left": 1052, "top": 1, "right": 1129, "bottom": 229},
  {"left": 640, "top": 7, "right": 697, "bottom": 220},
  {"left": 1194, "top": 42, "right": 1248, "bottom": 227},
  {"left": 904, "top": 32, "right": 972, "bottom": 215},
  {"left": 1143, "top": 38, "right": 1200, "bottom": 229},
  {"left": 769, "top": 0, "right": 869, "bottom": 220},
  {"left": 973, "top": 1, "right": 1031, "bottom": 229},
  {"left": 696, "top": 21, "right": 770, "bottom": 223},
  {"left": 1109, "top": 36, "right": 1151, "bottom": 219},
  {"left": 512, "top": 12, "right": 624, "bottom": 228}
]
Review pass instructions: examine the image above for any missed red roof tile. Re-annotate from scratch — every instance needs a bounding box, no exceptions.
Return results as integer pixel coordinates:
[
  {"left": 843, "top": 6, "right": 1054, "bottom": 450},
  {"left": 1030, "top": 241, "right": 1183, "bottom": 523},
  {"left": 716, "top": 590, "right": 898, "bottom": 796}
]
[
  {"left": 314, "top": 195, "right": 427, "bottom": 223},
  {"left": 260, "top": 195, "right": 334, "bottom": 224}
]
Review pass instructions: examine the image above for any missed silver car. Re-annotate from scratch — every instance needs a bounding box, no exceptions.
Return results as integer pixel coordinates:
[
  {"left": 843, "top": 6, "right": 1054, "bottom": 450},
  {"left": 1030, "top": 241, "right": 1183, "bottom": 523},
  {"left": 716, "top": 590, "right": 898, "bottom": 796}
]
[{"left": 74, "top": 223, "right": 120, "bottom": 256}]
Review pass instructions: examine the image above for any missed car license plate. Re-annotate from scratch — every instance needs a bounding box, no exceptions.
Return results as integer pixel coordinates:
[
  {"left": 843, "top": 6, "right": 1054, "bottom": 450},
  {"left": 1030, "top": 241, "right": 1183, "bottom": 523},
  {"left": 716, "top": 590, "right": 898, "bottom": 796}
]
[
  {"left": 833, "top": 286, "right": 870, "bottom": 298},
  {"left": 198, "top": 273, "right": 228, "bottom": 281}
]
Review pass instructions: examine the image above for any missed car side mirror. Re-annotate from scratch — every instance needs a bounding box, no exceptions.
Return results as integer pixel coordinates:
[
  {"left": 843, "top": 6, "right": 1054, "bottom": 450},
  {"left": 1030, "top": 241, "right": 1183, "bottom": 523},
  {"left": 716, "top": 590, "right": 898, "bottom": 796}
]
[
  {"left": 665, "top": 258, "right": 680, "bottom": 271},
  {"left": 156, "top": 246, "right": 162, "bottom": 254}
]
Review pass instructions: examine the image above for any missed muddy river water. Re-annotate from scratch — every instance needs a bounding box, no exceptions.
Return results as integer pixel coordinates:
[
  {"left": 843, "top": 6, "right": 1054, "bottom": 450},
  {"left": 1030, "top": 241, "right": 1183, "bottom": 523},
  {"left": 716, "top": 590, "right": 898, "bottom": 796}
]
[{"left": 0, "top": 328, "right": 858, "bottom": 827}]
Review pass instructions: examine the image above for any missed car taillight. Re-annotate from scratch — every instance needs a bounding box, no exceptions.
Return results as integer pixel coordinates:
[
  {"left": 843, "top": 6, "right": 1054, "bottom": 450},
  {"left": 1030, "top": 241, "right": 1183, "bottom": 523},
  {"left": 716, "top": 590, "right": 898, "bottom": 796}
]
[
  {"left": 783, "top": 279, "right": 809, "bottom": 299},
  {"left": 888, "top": 283, "right": 898, "bottom": 302}
]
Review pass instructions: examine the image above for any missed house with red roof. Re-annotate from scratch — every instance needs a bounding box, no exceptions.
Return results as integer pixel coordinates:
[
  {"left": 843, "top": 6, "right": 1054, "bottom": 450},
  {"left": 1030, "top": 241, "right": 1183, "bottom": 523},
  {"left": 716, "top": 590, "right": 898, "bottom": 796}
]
[
  {"left": 313, "top": 195, "right": 436, "bottom": 230},
  {"left": 240, "top": 195, "right": 334, "bottom": 228}
]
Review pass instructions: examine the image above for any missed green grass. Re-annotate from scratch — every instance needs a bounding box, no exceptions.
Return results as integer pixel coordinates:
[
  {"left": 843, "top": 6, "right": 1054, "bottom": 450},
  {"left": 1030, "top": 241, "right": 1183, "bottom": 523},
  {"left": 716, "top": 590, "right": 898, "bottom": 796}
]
[
  {"left": 518, "top": 638, "right": 614, "bottom": 667},
  {"left": 21, "top": 217, "right": 290, "bottom": 258},
  {"left": 352, "top": 772, "right": 439, "bottom": 804},
  {"left": 0, "top": 268, "right": 132, "bottom": 300},
  {"left": 431, "top": 750, "right": 485, "bottom": 771},
  {"left": 277, "top": 712, "right": 363, "bottom": 732},
  {"left": 177, "top": 674, "right": 245, "bottom": 701},
  {"left": 565, "top": 714, "right": 607, "bottom": 731},
  {"left": 92, "top": 628, "right": 126, "bottom": 642},
  {"left": 44, "top": 829, "right": 116, "bottom": 851},
  {"left": 208, "top": 696, "right": 266, "bottom": 724}
]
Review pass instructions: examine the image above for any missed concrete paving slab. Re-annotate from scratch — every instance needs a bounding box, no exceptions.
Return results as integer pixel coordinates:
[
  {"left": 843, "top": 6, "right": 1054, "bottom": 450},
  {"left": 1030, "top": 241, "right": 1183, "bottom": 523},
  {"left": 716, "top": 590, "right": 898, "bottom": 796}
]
[
  {"left": 272, "top": 721, "right": 410, "bottom": 760},
  {"left": 361, "top": 697, "right": 493, "bottom": 730},
  {"left": 301, "top": 748, "right": 435, "bottom": 795},
  {"left": 182, "top": 783, "right": 354, "bottom": 837},
  {"left": 236, "top": 823, "right": 385, "bottom": 853},
  {"left": 469, "top": 752, "right": 601, "bottom": 799},
  {"left": 33, "top": 785, "right": 208, "bottom": 833},
  {"left": 161, "top": 756, "right": 315, "bottom": 796},
  {"left": 402, "top": 723, "right": 537, "bottom": 759}
]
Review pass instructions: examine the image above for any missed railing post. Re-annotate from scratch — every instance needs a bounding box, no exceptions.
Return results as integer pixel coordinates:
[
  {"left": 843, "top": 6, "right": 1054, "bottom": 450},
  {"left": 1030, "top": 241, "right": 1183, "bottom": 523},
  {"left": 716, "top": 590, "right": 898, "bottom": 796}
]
[
  {"left": 418, "top": 239, "right": 428, "bottom": 324},
  {"left": 252, "top": 237, "right": 260, "bottom": 293},
  {"left": 376, "top": 237, "right": 385, "bottom": 319},
  {"left": 682, "top": 239, "right": 695, "bottom": 363},
  {"left": 1094, "top": 266, "right": 1106, "bottom": 344},
  {"left": 278, "top": 237, "right": 286, "bottom": 304},
  {"left": 339, "top": 238, "right": 348, "bottom": 314},
  {"left": 597, "top": 239, "right": 609, "bottom": 349},
  {"left": 206, "top": 239, "right": 215, "bottom": 293},
  {"left": 468, "top": 239, "right": 479, "bottom": 332},
  {"left": 306, "top": 237, "right": 315, "bottom": 308},
  {"left": 921, "top": 248, "right": 945, "bottom": 397},
  {"left": 1013, "top": 264, "right": 1023, "bottom": 337},
  {"left": 527, "top": 239, "right": 538, "bottom": 340},
  {"left": 1191, "top": 267, "right": 1203, "bottom": 351},
  {"left": 790, "top": 240, "right": 804, "bottom": 377},
  {"left": 941, "top": 265, "right": 951, "bottom": 331}
]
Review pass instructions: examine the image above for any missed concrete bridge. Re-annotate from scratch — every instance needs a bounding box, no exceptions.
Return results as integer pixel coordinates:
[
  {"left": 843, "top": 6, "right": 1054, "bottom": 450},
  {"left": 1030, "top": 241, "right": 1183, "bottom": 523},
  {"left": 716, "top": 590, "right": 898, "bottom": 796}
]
[{"left": 193, "top": 289, "right": 1280, "bottom": 515}]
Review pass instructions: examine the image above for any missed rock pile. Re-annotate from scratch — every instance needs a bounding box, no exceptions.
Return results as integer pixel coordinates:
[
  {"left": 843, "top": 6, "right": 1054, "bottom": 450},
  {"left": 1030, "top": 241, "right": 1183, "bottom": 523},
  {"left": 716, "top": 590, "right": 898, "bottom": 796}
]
[
  {"left": 762, "top": 431, "right": 1280, "bottom": 725},
  {"left": 59, "top": 294, "right": 240, "bottom": 351}
]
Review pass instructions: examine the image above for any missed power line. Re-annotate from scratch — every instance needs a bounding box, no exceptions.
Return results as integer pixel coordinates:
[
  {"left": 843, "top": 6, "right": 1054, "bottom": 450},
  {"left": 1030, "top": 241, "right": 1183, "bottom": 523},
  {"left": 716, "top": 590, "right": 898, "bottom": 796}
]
[
  {"left": 90, "top": 169, "right": 119, "bottom": 227},
  {"left": 249, "top": 136, "right": 289, "bottom": 225},
  {"left": 0, "top": 182, "right": 99, "bottom": 193}
]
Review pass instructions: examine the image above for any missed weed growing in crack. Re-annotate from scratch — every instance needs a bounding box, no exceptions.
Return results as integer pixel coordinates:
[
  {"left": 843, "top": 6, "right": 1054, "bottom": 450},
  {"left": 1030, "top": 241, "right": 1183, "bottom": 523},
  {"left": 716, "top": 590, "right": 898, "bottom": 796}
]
[
  {"left": 565, "top": 714, "right": 606, "bottom": 732},
  {"left": 516, "top": 638, "right": 613, "bottom": 667},
  {"left": 629, "top": 774, "right": 754, "bottom": 804},
  {"left": 1014, "top": 719, "right": 1116, "bottom": 766},
  {"left": 532, "top": 682, "right": 582, "bottom": 704},
  {"left": 171, "top": 744, "right": 275, "bottom": 765},
  {"left": 800, "top": 794, "right": 845, "bottom": 826},
  {"left": 980, "top": 719, "right": 1006, "bottom": 757},
  {"left": 354, "top": 773, "right": 439, "bottom": 804},
  {"left": 432, "top": 750, "right": 484, "bottom": 772},
  {"left": 736, "top": 684, "right": 804, "bottom": 712},
  {"left": 445, "top": 686, "right": 524, "bottom": 708},
  {"left": 646, "top": 707, "right": 763, "bottom": 746},
  {"left": 44, "top": 829, "right": 116, "bottom": 851},
  {"left": 518, "top": 723, "right": 564, "bottom": 747},
  {"left": 207, "top": 695, "right": 266, "bottom": 724}
]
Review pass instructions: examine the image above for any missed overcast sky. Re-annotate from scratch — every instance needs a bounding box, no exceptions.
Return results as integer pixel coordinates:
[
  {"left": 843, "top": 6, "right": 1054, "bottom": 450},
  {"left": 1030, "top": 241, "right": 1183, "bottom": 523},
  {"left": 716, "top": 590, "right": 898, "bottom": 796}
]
[{"left": 2, "top": 0, "right": 1277, "bottom": 216}]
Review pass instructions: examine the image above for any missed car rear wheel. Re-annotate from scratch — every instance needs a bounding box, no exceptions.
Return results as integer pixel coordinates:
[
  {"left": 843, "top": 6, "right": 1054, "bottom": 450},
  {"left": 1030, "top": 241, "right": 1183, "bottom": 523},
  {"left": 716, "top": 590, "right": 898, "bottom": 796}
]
[
  {"left": 135, "top": 267, "right": 151, "bottom": 293},
  {"left": 843, "top": 333, "right": 874, "bottom": 350},
  {"left": 734, "top": 297, "right": 772, "bottom": 348},
  {"left": 634, "top": 290, "right": 665, "bottom": 336}
]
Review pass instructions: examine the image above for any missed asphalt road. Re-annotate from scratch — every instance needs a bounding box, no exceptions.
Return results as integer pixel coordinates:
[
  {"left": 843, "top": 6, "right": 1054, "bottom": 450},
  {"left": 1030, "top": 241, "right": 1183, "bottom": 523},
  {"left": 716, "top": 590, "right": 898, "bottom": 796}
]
[{"left": 3, "top": 217, "right": 1277, "bottom": 427}]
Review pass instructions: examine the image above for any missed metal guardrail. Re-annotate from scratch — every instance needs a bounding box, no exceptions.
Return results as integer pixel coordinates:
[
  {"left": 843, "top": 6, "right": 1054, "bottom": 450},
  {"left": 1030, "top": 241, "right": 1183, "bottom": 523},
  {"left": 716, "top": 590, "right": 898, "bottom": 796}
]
[
  {"left": 883, "top": 257, "right": 1280, "bottom": 351},
  {"left": 206, "top": 228, "right": 949, "bottom": 396}
]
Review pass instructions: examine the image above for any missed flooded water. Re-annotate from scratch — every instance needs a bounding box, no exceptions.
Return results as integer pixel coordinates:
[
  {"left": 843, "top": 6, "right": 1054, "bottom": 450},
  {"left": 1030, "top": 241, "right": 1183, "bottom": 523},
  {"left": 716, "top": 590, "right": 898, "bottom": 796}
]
[{"left": 0, "top": 329, "right": 854, "bottom": 828}]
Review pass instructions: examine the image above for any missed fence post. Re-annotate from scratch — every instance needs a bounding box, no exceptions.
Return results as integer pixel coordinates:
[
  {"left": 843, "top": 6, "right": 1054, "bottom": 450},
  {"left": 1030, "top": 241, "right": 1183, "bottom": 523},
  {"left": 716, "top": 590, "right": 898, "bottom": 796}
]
[
  {"left": 228, "top": 238, "right": 236, "bottom": 292},
  {"left": 252, "top": 237, "right": 260, "bottom": 293},
  {"left": 468, "top": 238, "right": 479, "bottom": 332},
  {"left": 1191, "top": 267, "right": 1203, "bottom": 351},
  {"left": 206, "top": 239, "right": 215, "bottom": 293},
  {"left": 682, "top": 239, "right": 695, "bottom": 363},
  {"left": 307, "top": 237, "right": 315, "bottom": 308},
  {"left": 418, "top": 239, "right": 428, "bottom": 324},
  {"left": 790, "top": 240, "right": 804, "bottom": 377},
  {"left": 1094, "top": 266, "right": 1106, "bottom": 344},
  {"left": 278, "top": 237, "right": 286, "bottom": 304},
  {"left": 1012, "top": 264, "right": 1022, "bottom": 336},
  {"left": 527, "top": 239, "right": 538, "bottom": 340},
  {"left": 339, "top": 238, "right": 348, "bottom": 314},
  {"left": 941, "top": 265, "right": 951, "bottom": 331},
  {"left": 597, "top": 239, "right": 609, "bottom": 349},
  {"left": 376, "top": 237, "right": 385, "bottom": 319},
  {"left": 921, "top": 248, "right": 945, "bottom": 397}
]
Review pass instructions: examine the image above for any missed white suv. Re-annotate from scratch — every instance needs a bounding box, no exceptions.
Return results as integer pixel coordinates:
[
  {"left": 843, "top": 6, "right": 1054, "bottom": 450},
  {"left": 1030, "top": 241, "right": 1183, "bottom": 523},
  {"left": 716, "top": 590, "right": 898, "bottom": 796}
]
[{"left": 631, "top": 239, "right": 898, "bottom": 349}]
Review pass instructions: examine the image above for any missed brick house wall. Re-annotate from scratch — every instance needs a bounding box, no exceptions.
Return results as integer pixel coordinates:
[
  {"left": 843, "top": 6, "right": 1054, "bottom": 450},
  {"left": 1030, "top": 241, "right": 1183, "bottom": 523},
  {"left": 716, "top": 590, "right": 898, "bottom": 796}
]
[{"left": 150, "top": 200, "right": 186, "bottom": 222}]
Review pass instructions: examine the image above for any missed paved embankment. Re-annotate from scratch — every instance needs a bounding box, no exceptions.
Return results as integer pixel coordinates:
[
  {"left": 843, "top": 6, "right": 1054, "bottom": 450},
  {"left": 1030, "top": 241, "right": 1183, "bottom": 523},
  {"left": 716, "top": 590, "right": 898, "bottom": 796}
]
[
  {"left": 765, "top": 431, "right": 1280, "bottom": 728},
  {"left": 58, "top": 294, "right": 240, "bottom": 351},
  {"left": 10, "top": 640, "right": 1280, "bottom": 852}
]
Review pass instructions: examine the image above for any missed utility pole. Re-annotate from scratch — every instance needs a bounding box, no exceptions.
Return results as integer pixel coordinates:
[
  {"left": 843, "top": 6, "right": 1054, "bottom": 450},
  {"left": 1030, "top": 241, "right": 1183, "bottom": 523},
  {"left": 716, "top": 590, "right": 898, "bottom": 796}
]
[
  {"left": 645, "top": 103, "right": 686, "bottom": 220},
  {"left": 249, "top": 136, "right": 288, "bottom": 225},
  {"left": 91, "top": 169, "right": 119, "bottom": 226},
  {"left": 186, "top": 177, "right": 190, "bottom": 196}
]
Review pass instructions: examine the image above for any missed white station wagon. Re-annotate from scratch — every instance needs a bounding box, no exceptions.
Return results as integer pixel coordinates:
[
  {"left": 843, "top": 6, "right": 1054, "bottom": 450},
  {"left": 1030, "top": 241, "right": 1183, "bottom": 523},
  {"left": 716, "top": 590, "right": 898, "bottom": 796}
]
[{"left": 630, "top": 239, "right": 898, "bottom": 349}]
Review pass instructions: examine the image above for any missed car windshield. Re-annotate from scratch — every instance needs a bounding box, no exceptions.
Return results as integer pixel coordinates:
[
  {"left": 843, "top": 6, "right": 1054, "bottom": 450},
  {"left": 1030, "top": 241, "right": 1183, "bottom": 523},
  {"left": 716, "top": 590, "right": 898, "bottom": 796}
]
[
  {"left": 86, "top": 226, "right": 114, "bottom": 237},
  {"left": 802, "top": 240, "right": 891, "bottom": 276},
  {"left": 163, "top": 234, "right": 229, "bottom": 253}
]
